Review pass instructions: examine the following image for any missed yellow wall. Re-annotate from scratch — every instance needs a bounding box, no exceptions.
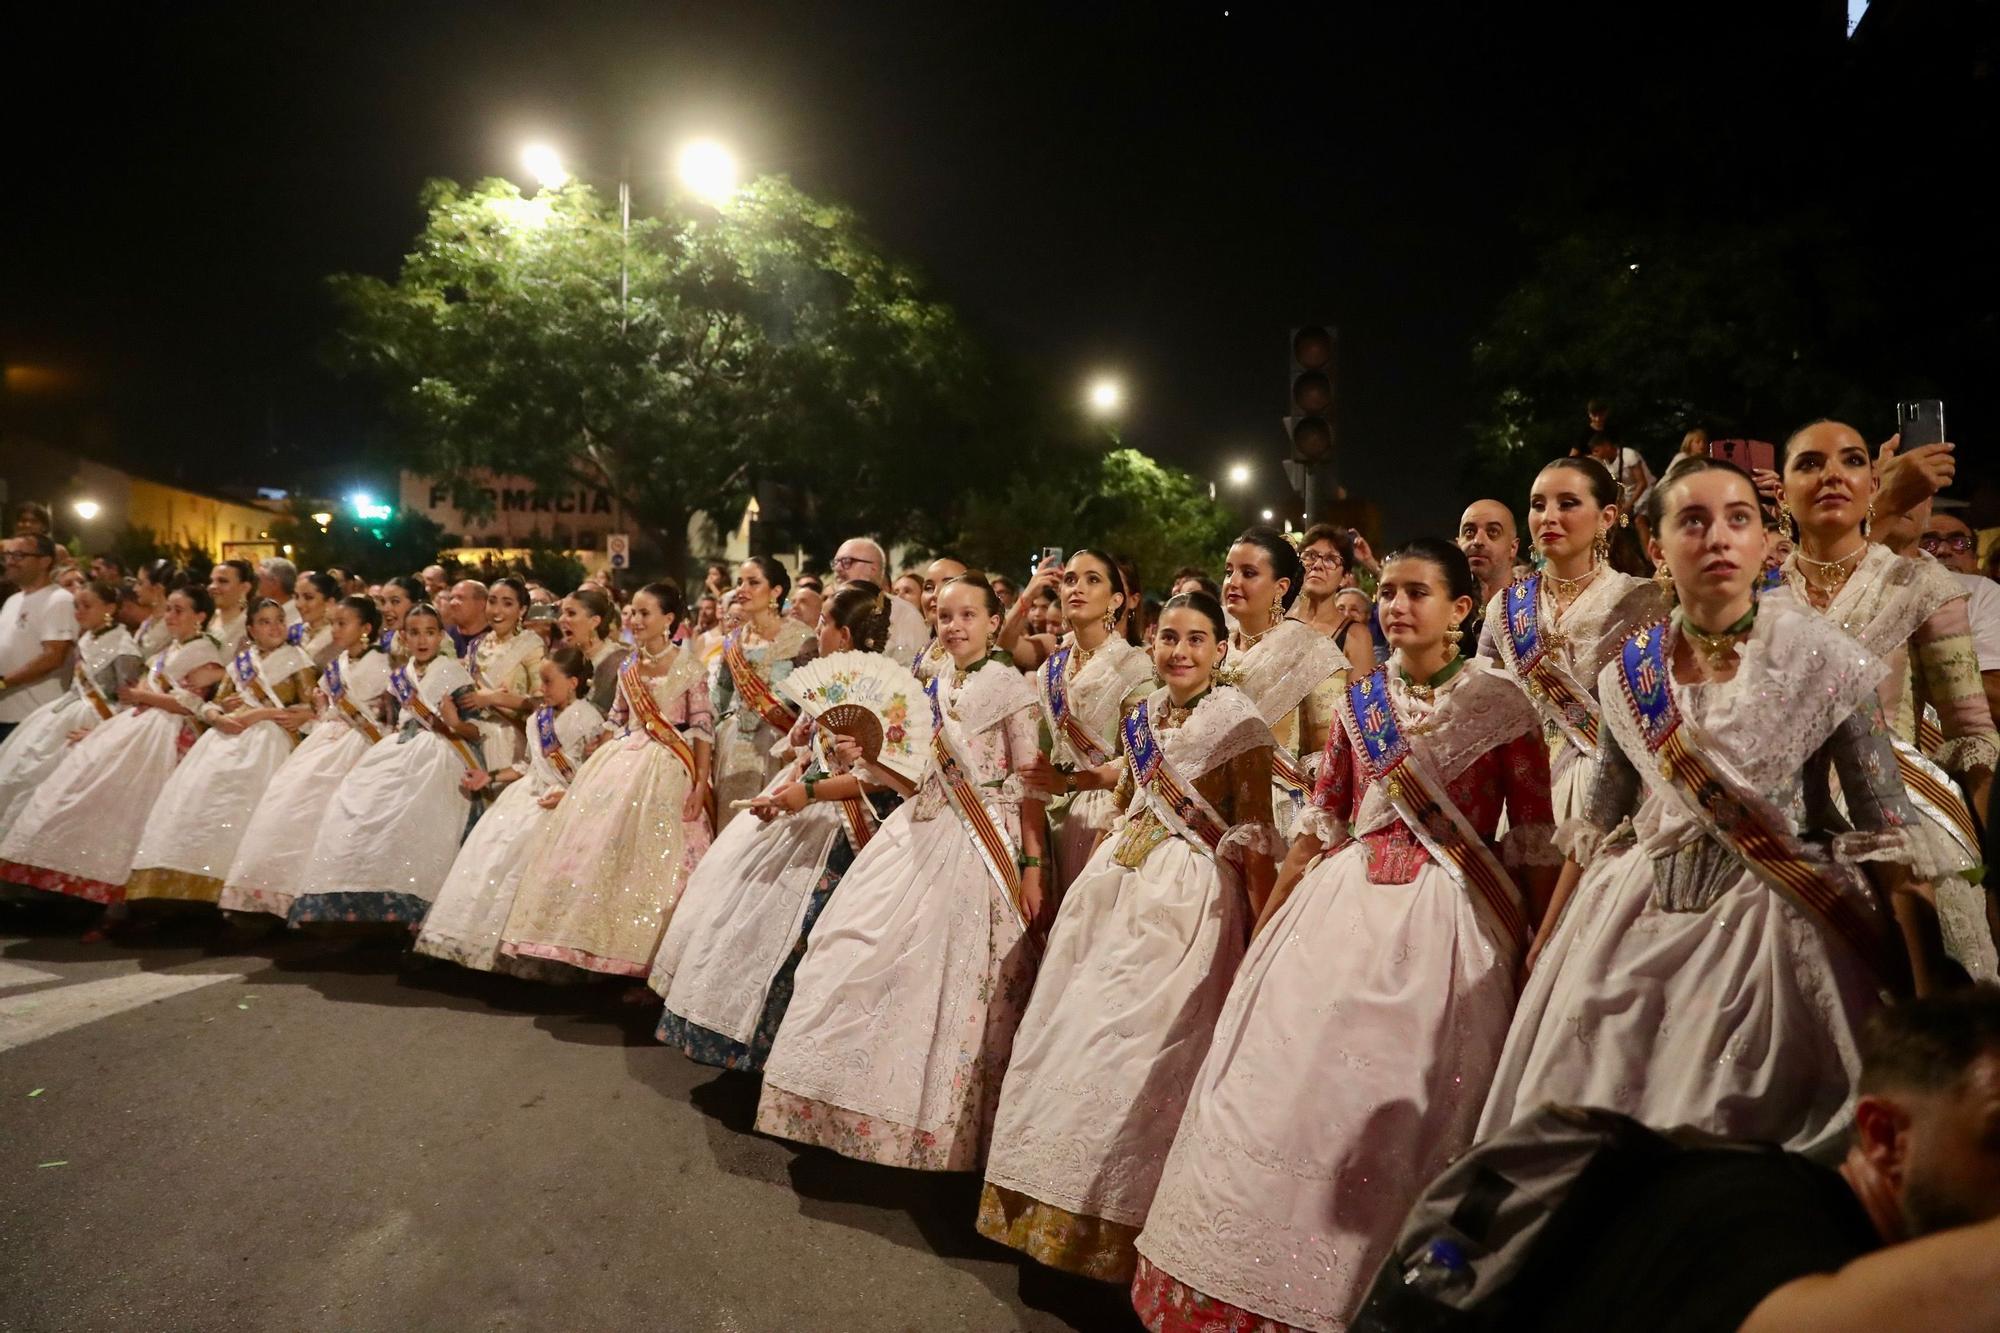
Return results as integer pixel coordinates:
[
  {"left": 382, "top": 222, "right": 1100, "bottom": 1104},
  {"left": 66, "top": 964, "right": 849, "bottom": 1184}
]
[{"left": 126, "top": 478, "right": 283, "bottom": 558}]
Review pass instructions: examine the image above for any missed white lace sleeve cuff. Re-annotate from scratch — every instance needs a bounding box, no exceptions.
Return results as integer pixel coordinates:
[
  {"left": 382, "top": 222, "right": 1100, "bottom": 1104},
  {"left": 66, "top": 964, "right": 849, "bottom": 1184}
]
[
  {"left": 1500, "top": 821, "right": 1563, "bottom": 870},
  {"left": 1216, "top": 821, "right": 1285, "bottom": 868},
  {"left": 1294, "top": 805, "right": 1348, "bottom": 847},
  {"left": 1834, "top": 824, "right": 1976, "bottom": 884},
  {"left": 170, "top": 685, "right": 208, "bottom": 716},
  {"left": 1934, "top": 733, "right": 1999, "bottom": 781},
  {"left": 1554, "top": 818, "right": 1613, "bottom": 868}
]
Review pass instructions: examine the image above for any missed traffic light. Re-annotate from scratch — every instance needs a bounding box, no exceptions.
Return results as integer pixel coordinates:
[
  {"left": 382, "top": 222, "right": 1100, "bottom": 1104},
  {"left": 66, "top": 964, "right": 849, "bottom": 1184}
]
[{"left": 1285, "top": 325, "right": 1335, "bottom": 463}]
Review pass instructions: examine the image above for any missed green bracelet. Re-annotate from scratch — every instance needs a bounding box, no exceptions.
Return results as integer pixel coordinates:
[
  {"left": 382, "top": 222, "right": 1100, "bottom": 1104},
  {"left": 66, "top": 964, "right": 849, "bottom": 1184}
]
[
  {"left": 804, "top": 776, "right": 819, "bottom": 802},
  {"left": 1018, "top": 854, "right": 1044, "bottom": 870}
]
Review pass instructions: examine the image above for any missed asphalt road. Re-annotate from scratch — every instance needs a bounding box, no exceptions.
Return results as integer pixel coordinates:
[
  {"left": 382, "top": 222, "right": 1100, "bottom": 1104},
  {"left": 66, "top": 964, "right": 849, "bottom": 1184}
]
[{"left": 0, "top": 907, "right": 1145, "bottom": 1333}]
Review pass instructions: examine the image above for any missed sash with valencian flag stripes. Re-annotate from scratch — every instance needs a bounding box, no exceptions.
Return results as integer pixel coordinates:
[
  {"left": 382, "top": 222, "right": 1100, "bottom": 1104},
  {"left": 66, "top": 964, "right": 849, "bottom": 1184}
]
[
  {"left": 1615, "top": 623, "right": 1904, "bottom": 988},
  {"left": 535, "top": 705, "right": 577, "bottom": 783},
  {"left": 619, "top": 653, "right": 698, "bottom": 780},
  {"left": 1494, "top": 575, "right": 1600, "bottom": 757},
  {"left": 722, "top": 631, "right": 801, "bottom": 733},
  {"left": 1342, "top": 666, "right": 1532, "bottom": 955},
  {"left": 324, "top": 653, "right": 382, "bottom": 743},
  {"left": 73, "top": 657, "right": 116, "bottom": 722},
  {"left": 1039, "top": 642, "right": 1114, "bottom": 766},
  {"left": 925, "top": 672, "right": 1036, "bottom": 941},
  {"left": 390, "top": 661, "right": 482, "bottom": 774},
  {"left": 1120, "top": 697, "right": 1230, "bottom": 854}
]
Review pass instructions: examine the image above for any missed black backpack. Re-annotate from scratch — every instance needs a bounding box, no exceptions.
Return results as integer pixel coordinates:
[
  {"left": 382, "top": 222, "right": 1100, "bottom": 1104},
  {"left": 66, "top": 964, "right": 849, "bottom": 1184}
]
[{"left": 1351, "top": 1104, "right": 1775, "bottom": 1332}]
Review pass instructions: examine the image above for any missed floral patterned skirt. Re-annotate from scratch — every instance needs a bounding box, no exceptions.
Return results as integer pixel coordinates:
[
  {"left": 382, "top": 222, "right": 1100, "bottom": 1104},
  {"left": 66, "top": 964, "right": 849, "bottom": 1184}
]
[
  {"left": 976, "top": 1184, "right": 1142, "bottom": 1282},
  {"left": 1131, "top": 1256, "right": 1304, "bottom": 1333}
]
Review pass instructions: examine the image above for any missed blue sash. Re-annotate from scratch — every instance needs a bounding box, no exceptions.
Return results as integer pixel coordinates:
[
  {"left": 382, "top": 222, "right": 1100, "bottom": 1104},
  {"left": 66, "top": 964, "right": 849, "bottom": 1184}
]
[
  {"left": 1497, "top": 575, "right": 1600, "bottom": 755},
  {"left": 1119, "top": 698, "right": 1229, "bottom": 852},
  {"left": 286, "top": 621, "right": 306, "bottom": 646}
]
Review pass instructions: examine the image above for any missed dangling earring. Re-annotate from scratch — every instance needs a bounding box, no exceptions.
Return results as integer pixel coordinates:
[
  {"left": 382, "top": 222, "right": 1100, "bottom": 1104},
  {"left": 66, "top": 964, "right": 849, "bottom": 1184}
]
[
  {"left": 1591, "top": 528, "right": 1610, "bottom": 567},
  {"left": 1777, "top": 496, "right": 1794, "bottom": 539},
  {"left": 1864, "top": 496, "right": 1876, "bottom": 537},
  {"left": 1618, "top": 511, "right": 1631, "bottom": 528},
  {"left": 1654, "top": 561, "right": 1675, "bottom": 601},
  {"left": 1101, "top": 608, "right": 1117, "bottom": 633},
  {"left": 1270, "top": 594, "right": 1284, "bottom": 622},
  {"left": 1445, "top": 618, "right": 1463, "bottom": 663}
]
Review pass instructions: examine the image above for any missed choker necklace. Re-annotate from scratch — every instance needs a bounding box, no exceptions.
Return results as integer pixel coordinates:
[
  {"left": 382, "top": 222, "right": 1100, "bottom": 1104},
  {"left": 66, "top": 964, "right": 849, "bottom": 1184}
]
[
  {"left": 1543, "top": 563, "right": 1600, "bottom": 599},
  {"left": 1233, "top": 621, "right": 1276, "bottom": 652},
  {"left": 1678, "top": 606, "right": 1757, "bottom": 673},
  {"left": 1796, "top": 542, "right": 1865, "bottom": 579},
  {"left": 639, "top": 639, "right": 674, "bottom": 663}
]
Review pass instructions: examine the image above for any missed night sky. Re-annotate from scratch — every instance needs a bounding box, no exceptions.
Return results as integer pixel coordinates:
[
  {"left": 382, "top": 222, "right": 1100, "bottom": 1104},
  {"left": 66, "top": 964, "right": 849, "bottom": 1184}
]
[{"left": 2, "top": 1, "right": 1939, "bottom": 541}]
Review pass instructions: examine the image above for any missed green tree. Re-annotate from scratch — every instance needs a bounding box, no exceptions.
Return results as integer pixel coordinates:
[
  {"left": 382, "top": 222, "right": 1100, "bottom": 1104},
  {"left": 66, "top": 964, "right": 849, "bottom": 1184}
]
[
  {"left": 331, "top": 176, "right": 1001, "bottom": 577},
  {"left": 268, "top": 501, "right": 455, "bottom": 579}
]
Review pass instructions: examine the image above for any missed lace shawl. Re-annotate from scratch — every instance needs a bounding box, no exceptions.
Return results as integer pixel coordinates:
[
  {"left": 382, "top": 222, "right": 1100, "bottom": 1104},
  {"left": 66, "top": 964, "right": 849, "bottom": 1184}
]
[
  {"left": 1773, "top": 543, "right": 1962, "bottom": 659},
  {"left": 1052, "top": 635, "right": 1156, "bottom": 762},
  {"left": 77, "top": 625, "right": 139, "bottom": 698},
  {"left": 952, "top": 658, "right": 1038, "bottom": 738},
  {"left": 1230, "top": 618, "right": 1348, "bottom": 728}
]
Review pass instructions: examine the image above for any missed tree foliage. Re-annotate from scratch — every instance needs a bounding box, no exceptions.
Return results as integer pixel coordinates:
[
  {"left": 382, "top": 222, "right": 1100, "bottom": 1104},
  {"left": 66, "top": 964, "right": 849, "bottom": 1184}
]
[{"left": 267, "top": 501, "right": 455, "bottom": 580}]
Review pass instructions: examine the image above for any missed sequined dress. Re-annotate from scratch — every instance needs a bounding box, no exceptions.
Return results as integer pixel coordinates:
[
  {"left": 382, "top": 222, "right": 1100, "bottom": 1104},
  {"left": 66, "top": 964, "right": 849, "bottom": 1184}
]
[
  {"left": 414, "top": 698, "right": 606, "bottom": 970},
  {"left": 755, "top": 658, "right": 1041, "bottom": 1170},
  {"left": 1478, "top": 603, "right": 1928, "bottom": 1158},
  {"left": 126, "top": 642, "right": 318, "bottom": 905},
  {"left": 499, "top": 648, "right": 713, "bottom": 976},
  {"left": 290, "top": 653, "right": 478, "bottom": 926},
  {"left": 0, "top": 624, "right": 141, "bottom": 841},
  {"left": 979, "top": 684, "right": 1278, "bottom": 1282},
  {"left": 710, "top": 619, "right": 816, "bottom": 832},
  {"left": 0, "top": 635, "right": 225, "bottom": 904},
  {"left": 218, "top": 648, "right": 393, "bottom": 919},
  {"left": 1132, "top": 658, "right": 1556, "bottom": 1333}
]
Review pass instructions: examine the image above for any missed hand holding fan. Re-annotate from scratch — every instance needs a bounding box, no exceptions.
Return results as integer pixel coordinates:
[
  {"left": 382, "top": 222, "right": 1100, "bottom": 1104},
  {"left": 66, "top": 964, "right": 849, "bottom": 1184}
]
[{"left": 778, "top": 651, "right": 932, "bottom": 782}]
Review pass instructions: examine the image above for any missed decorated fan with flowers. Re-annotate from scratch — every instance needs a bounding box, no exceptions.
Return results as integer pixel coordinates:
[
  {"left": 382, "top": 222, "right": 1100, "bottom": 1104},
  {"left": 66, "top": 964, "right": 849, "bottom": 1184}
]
[{"left": 778, "top": 650, "right": 932, "bottom": 782}]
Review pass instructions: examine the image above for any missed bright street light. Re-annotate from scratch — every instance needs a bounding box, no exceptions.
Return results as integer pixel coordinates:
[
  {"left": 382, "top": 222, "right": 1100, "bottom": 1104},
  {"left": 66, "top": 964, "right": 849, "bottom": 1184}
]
[
  {"left": 1086, "top": 376, "right": 1124, "bottom": 417},
  {"left": 1260, "top": 508, "right": 1275, "bottom": 522},
  {"left": 310, "top": 511, "right": 334, "bottom": 531},
  {"left": 72, "top": 499, "right": 100, "bottom": 521},
  {"left": 677, "top": 139, "right": 740, "bottom": 205},
  {"left": 1227, "top": 462, "right": 1252, "bottom": 487},
  {"left": 521, "top": 142, "right": 568, "bottom": 191}
]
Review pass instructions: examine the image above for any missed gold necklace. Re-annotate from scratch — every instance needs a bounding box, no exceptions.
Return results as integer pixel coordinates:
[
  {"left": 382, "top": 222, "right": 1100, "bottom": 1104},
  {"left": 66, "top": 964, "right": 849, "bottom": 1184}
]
[
  {"left": 1678, "top": 607, "right": 1756, "bottom": 676},
  {"left": 1543, "top": 562, "right": 1600, "bottom": 600},
  {"left": 1233, "top": 620, "right": 1276, "bottom": 652}
]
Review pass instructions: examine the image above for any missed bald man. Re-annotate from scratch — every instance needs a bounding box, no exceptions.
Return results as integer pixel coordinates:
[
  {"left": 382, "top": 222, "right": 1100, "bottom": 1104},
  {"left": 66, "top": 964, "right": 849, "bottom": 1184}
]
[
  {"left": 836, "top": 534, "right": 928, "bottom": 663},
  {"left": 447, "top": 579, "right": 490, "bottom": 660},
  {"left": 1457, "top": 498, "right": 1519, "bottom": 660}
]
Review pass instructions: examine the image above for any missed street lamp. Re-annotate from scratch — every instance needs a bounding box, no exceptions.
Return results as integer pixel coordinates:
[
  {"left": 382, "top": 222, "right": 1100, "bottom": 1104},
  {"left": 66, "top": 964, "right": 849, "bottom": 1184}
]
[
  {"left": 677, "top": 139, "right": 740, "bottom": 205},
  {"left": 521, "top": 142, "right": 568, "bottom": 191},
  {"left": 310, "top": 511, "right": 334, "bottom": 531},
  {"left": 1227, "top": 462, "right": 1252, "bottom": 487},
  {"left": 1086, "top": 376, "right": 1124, "bottom": 418},
  {"left": 1260, "top": 508, "right": 1275, "bottom": 522},
  {"left": 72, "top": 499, "right": 100, "bottom": 521}
]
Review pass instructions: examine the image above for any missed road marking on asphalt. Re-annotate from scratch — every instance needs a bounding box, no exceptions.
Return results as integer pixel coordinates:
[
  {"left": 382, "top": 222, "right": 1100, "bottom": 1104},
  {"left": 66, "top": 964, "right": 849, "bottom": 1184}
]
[
  {"left": 0, "top": 959, "right": 62, "bottom": 990},
  {"left": 0, "top": 965, "right": 256, "bottom": 1054}
]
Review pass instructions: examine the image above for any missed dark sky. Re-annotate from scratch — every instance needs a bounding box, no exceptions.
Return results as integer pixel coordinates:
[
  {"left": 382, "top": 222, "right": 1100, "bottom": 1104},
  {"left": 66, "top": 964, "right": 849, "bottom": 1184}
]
[{"left": 2, "top": 1, "right": 1888, "bottom": 539}]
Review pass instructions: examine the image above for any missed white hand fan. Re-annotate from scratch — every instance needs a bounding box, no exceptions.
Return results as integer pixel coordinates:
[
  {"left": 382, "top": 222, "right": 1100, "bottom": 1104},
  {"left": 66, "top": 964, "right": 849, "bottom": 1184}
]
[{"left": 779, "top": 650, "right": 933, "bottom": 782}]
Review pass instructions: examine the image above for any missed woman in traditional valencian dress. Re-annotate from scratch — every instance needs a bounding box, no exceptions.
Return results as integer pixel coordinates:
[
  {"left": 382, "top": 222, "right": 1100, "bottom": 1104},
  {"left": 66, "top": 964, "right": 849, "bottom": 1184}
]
[
  {"left": 1480, "top": 456, "right": 1665, "bottom": 824},
  {"left": 1004, "top": 550, "right": 1159, "bottom": 892},
  {"left": 289, "top": 571, "right": 339, "bottom": 668},
  {"left": 459, "top": 576, "right": 545, "bottom": 772},
  {"left": 289, "top": 602, "right": 481, "bottom": 927},
  {"left": 377, "top": 575, "right": 422, "bottom": 660},
  {"left": 710, "top": 557, "right": 816, "bottom": 831},
  {"left": 500, "top": 580, "right": 713, "bottom": 977},
  {"left": 559, "top": 587, "right": 627, "bottom": 716},
  {"left": 0, "top": 586, "right": 225, "bottom": 906},
  {"left": 757, "top": 574, "right": 1046, "bottom": 1170},
  {"left": 1479, "top": 456, "right": 1947, "bottom": 1161},
  {"left": 130, "top": 559, "right": 179, "bottom": 657},
  {"left": 219, "top": 597, "right": 392, "bottom": 920},
  {"left": 980, "top": 591, "right": 1278, "bottom": 1283},
  {"left": 1767, "top": 420, "right": 1997, "bottom": 980},
  {"left": 1221, "top": 526, "right": 1349, "bottom": 850},
  {"left": 1132, "top": 540, "right": 1559, "bottom": 1333},
  {"left": 414, "top": 646, "right": 606, "bottom": 971},
  {"left": 124, "top": 599, "right": 318, "bottom": 908},
  {"left": 0, "top": 581, "right": 142, "bottom": 841},
  {"left": 653, "top": 582, "right": 907, "bottom": 1069}
]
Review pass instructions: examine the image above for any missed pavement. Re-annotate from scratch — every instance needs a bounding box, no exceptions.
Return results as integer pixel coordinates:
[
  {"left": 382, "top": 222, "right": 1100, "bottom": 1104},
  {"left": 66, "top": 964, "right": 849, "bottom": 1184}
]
[{"left": 0, "top": 907, "right": 1145, "bottom": 1333}]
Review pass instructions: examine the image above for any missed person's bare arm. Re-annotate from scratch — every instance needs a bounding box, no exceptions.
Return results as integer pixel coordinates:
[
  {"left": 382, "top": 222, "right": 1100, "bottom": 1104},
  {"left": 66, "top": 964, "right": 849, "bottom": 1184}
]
[
  {"left": 1740, "top": 1216, "right": 2000, "bottom": 1333},
  {"left": 0, "top": 639, "right": 69, "bottom": 693}
]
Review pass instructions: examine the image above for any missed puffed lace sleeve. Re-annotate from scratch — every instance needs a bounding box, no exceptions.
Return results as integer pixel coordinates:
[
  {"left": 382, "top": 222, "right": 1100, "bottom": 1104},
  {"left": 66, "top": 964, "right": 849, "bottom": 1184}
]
[
  {"left": 1557, "top": 733, "right": 1641, "bottom": 867},
  {"left": 1214, "top": 743, "right": 1283, "bottom": 866},
  {"left": 996, "top": 702, "right": 1041, "bottom": 807},
  {"left": 1827, "top": 704, "right": 1969, "bottom": 883},
  {"left": 1496, "top": 727, "right": 1562, "bottom": 870},
  {"left": 1911, "top": 598, "right": 2000, "bottom": 781},
  {"left": 1296, "top": 716, "right": 1356, "bottom": 846},
  {"left": 677, "top": 673, "right": 716, "bottom": 745}
]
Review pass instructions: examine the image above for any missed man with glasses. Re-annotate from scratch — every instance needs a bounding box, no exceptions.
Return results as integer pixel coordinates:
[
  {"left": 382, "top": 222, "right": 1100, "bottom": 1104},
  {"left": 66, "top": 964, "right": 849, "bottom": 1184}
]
[
  {"left": 1924, "top": 509, "right": 2000, "bottom": 726},
  {"left": 832, "top": 535, "right": 928, "bottom": 664},
  {"left": 0, "top": 534, "right": 77, "bottom": 742}
]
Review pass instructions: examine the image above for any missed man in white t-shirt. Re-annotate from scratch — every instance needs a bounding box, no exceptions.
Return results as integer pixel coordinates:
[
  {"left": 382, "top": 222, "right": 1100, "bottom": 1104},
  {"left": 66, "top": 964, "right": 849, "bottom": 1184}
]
[
  {"left": 1923, "top": 509, "right": 2000, "bottom": 726},
  {"left": 0, "top": 534, "right": 78, "bottom": 740}
]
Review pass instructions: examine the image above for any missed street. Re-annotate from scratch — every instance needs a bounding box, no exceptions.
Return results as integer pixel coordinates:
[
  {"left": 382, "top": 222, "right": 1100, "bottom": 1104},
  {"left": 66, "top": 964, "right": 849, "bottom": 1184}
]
[{"left": 0, "top": 914, "right": 1142, "bottom": 1333}]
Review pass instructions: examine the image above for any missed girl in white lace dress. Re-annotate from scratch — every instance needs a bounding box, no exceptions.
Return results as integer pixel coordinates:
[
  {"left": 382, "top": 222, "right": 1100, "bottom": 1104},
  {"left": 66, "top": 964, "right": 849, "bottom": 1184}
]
[
  {"left": 1480, "top": 456, "right": 1947, "bottom": 1161},
  {"left": 1132, "top": 540, "right": 1558, "bottom": 1333},
  {"left": 757, "top": 574, "right": 1047, "bottom": 1170},
  {"left": 1479, "top": 456, "right": 1665, "bottom": 821},
  {"left": 219, "top": 597, "right": 392, "bottom": 919},
  {"left": 0, "top": 582, "right": 141, "bottom": 841},
  {"left": 980, "top": 591, "right": 1278, "bottom": 1283}
]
